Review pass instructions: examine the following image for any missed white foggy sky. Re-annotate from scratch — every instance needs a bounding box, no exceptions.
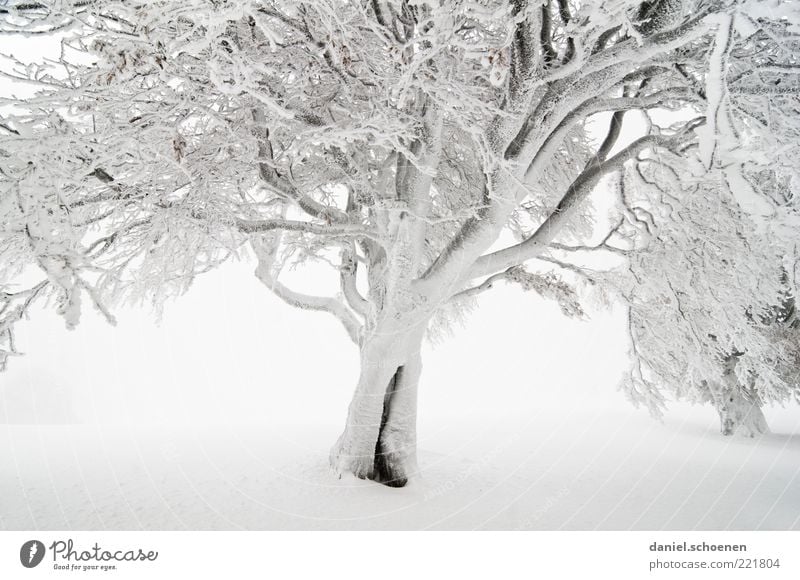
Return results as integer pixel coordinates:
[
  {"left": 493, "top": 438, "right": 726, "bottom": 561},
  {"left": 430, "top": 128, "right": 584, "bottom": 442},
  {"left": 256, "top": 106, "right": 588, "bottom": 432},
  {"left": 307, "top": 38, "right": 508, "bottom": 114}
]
[{"left": 1, "top": 254, "right": 633, "bottom": 426}]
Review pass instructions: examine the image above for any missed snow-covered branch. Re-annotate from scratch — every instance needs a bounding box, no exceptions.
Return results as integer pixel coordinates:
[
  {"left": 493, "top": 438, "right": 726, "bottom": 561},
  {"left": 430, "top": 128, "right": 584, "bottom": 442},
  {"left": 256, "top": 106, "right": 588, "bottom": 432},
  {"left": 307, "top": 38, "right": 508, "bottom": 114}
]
[
  {"left": 0, "top": 280, "right": 48, "bottom": 371},
  {"left": 468, "top": 132, "right": 689, "bottom": 282},
  {"left": 251, "top": 235, "right": 362, "bottom": 345},
  {"left": 235, "top": 218, "right": 376, "bottom": 240}
]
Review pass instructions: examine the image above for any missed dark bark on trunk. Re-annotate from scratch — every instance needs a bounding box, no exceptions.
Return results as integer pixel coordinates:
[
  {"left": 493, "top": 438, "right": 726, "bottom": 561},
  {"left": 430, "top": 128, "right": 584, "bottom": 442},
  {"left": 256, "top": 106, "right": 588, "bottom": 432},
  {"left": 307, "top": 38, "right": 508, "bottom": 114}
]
[{"left": 374, "top": 366, "right": 408, "bottom": 487}]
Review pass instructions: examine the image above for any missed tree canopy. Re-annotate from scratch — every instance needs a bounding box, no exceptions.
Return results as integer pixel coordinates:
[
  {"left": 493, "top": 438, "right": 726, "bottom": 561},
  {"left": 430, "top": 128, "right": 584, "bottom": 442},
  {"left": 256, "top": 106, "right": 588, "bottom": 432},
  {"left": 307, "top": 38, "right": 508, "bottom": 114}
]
[{"left": 1, "top": 0, "right": 799, "bottom": 437}]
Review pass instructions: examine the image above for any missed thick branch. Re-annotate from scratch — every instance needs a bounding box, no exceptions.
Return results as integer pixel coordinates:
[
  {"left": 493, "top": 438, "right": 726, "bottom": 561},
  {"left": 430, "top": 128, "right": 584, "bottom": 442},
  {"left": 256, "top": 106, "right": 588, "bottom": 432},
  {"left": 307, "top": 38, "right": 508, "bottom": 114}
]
[
  {"left": 450, "top": 269, "right": 515, "bottom": 302},
  {"left": 539, "top": 1, "right": 557, "bottom": 67},
  {"left": 251, "top": 107, "right": 349, "bottom": 223},
  {"left": 595, "top": 109, "right": 626, "bottom": 162},
  {"left": 253, "top": 246, "right": 362, "bottom": 344},
  {"left": 236, "top": 217, "right": 375, "bottom": 239},
  {"left": 556, "top": 0, "right": 575, "bottom": 63},
  {"left": 468, "top": 133, "right": 684, "bottom": 281},
  {"left": 525, "top": 85, "right": 695, "bottom": 182},
  {"left": 340, "top": 244, "right": 370, "bottom": 317}
]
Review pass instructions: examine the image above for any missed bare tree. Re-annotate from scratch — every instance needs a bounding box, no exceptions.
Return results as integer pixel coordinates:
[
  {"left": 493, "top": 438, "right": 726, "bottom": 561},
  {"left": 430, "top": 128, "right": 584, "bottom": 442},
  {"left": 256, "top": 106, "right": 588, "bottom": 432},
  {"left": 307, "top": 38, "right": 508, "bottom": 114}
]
[{"left": 1, "top": 0, "right": 799, "bottom": 486}]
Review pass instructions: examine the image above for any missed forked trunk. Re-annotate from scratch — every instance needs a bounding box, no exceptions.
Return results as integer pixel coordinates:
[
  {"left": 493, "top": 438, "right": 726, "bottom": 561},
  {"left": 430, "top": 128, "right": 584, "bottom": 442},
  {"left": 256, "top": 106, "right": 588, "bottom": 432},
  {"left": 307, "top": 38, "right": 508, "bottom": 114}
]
[{"left": 330, "top": 330, "right": 423, "bottom": 487}]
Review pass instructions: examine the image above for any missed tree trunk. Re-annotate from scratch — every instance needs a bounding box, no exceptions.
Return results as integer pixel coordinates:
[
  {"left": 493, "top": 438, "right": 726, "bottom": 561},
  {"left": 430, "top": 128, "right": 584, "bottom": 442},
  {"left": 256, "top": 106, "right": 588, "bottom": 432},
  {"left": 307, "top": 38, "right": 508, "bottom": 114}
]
[
  {"left": 713, "top": 384, "right": 769, "bottom": 437},
  {"left": 330, "top": 331, "right": 423, "bottom": 487},
  {"left": 710, "top": 356, "right": 769, "bottom": 437}
]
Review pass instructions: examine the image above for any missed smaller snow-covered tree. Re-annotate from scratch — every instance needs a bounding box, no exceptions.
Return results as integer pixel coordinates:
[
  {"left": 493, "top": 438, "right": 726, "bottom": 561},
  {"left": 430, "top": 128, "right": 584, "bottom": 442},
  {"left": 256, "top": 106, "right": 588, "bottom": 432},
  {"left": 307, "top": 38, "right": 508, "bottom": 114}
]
[{"left": 617, "top": 164, "right": 800, "bottom": 435}]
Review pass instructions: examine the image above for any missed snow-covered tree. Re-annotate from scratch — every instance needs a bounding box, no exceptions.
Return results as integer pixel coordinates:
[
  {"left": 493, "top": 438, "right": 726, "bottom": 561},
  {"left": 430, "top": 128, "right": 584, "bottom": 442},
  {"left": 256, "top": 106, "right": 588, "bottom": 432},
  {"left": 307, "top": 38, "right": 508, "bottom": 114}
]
[
  {"left": 1, "top": 0, "right": 799, "bottom": 485},
  {"left": 620, "top": 171, "right": 799, "bottom": 437}
]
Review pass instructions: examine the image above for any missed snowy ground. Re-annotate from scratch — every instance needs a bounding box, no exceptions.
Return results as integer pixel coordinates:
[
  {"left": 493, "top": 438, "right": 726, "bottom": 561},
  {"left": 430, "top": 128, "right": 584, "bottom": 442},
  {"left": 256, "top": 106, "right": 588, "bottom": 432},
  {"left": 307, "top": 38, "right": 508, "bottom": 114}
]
[
  {"left": 2, "top": 405, "right": 799, "bottom": 530},
  {"left": 1, "top": 262, "right": 799, "bottom": 530}
]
